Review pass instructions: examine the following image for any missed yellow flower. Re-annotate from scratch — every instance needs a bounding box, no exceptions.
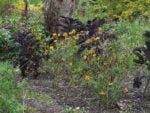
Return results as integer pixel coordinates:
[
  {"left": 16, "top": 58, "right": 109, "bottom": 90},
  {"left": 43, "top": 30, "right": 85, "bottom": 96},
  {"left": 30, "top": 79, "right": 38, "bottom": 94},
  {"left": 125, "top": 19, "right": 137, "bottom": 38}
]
[
  {"left": 123, "top": 87, "right": 128, "bottom": 93},
  {"left": 75, "top": 34, "right": 80, "bottom": 40},
  {"left": 95, "top": 36, "right": 100, "bottom": 40},
  {"left": 52, "top": 33, "right": 57, "bottom": 37},
  {"left": 85, "top": 39, "right": 91, "bottom": 43},
  {"left": 99, "top": 91, "right": 107, "bottom": 96},
  {"left": 98, "top": 27, "right": 104, "bottom": 33},
  {"left": 58, "top": 33, "right": 61, "bottom": 37},
  {"left": 81, "top": 31, "right": 84, "bottom": 33},
  {"left": 83, "top": 55, "right": 87, "bottom": 60},
  {"left": 97, "top": 57, "right": 101, "bottom": 60},
  {"left": 84, "top": 75, "right": 90, "bottom": 81},
  {"left": 49, "top": 46, "right": 54, "bottom": 50},
  {"left": 69, "top": 31, "right": 73, "bottom": 35},
  {"left": 72, "top": 29, "right": 76, "bottom": 34},
  {"left": 93, "top": 54, "right": 96, "bottom": 57},
  {"left": 63, "top": 32, "right": 68, "bottom": 37},
  {"left": 108, "top": 82, "right": 113, "bottom": 87}
]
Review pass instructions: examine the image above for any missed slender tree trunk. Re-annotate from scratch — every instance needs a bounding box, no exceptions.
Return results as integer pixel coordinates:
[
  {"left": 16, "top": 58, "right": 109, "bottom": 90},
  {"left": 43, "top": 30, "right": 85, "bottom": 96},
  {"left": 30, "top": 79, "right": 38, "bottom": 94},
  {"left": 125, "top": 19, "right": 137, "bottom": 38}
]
[
  {"left": 42, "top": 0, "right": 77, "bottom": 33},
  {"left": 23, "top": 0, "right": 28, "bottom": 17}
]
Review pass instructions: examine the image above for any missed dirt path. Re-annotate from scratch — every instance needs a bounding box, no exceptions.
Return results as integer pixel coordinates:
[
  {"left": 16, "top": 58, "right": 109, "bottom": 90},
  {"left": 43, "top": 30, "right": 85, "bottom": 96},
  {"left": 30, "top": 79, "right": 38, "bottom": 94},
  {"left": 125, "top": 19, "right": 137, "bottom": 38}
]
[{"left": 18, "top": 73, "right": 150, "bottom": 113}]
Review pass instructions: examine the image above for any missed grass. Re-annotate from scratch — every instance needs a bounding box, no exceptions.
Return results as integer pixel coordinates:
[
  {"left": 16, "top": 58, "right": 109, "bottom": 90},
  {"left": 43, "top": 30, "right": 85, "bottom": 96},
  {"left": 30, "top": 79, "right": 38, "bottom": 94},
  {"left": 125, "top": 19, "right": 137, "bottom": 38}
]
[{"left": 0, "top": 62, "right": 24, "bottom": 113}]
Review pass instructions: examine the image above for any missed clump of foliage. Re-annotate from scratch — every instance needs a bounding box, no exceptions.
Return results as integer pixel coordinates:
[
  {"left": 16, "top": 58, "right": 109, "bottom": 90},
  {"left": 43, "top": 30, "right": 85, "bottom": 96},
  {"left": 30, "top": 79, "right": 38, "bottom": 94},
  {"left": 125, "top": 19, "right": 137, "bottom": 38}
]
[
  {"left": 0, "top": 62, "right": 23, "bottom": 113},
  {"left": 76, "top": 18, "right": 117, "bottom": 56},
  {"left": 133, "top": 31, "right": 150, "bottom": 67},
  {"left": 0, "top": 28, "right": 17, "bottom": 60},
  {"left": 11, "top": 31, "right": 44, "bottom": 78}
]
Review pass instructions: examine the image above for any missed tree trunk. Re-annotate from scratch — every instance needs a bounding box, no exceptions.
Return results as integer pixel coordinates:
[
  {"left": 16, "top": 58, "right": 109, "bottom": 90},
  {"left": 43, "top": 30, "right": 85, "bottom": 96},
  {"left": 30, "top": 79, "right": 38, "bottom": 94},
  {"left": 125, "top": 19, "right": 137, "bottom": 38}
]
[
  {"left": 23, "top": 0, "right": 28, "bottom": 17},
  {"left": 42, "top": 0, "right": 77, "bottom": 33}
]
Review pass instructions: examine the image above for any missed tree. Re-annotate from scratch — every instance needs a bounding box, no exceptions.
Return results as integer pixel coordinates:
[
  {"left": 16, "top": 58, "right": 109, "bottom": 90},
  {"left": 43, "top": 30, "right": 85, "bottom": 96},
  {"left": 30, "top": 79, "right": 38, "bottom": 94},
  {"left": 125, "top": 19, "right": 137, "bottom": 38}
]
[{"left": 42, "top": 0, "right": 77, "bottom": 33}]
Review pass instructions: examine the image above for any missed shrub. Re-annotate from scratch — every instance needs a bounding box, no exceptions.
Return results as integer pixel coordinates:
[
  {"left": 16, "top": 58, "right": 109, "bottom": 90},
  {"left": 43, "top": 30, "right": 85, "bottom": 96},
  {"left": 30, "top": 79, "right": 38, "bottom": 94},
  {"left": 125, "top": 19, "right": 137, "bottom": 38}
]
[{"left": 0, "top": 28, "right": 17, "bottom": 60}]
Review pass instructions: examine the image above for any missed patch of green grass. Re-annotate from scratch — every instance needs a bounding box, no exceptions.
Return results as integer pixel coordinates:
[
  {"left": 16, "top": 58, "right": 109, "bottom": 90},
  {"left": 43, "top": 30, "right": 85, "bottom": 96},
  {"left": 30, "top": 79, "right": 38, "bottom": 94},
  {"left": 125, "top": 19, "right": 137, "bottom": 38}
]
[
  {"left": 0, "top": 62, "right": 24, "bottom": 113},
  {"left": 27, "top": 91, "right": 53, "bottom": 105}
]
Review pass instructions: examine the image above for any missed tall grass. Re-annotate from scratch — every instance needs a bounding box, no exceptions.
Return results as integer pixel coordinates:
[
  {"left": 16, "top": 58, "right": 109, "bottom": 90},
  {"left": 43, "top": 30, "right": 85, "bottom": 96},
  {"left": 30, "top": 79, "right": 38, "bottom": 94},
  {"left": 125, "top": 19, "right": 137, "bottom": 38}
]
[{"left": 0, "top": 62, "right": 23, "bottom": 113}]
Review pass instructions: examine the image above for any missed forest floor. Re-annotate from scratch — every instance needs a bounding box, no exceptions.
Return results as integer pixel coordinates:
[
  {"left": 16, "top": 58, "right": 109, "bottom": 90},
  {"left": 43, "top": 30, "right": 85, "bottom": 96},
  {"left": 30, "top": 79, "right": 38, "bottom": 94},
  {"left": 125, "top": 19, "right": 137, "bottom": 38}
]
[{"left": 16, "top": 73, "right": 150, "bottom": 113}]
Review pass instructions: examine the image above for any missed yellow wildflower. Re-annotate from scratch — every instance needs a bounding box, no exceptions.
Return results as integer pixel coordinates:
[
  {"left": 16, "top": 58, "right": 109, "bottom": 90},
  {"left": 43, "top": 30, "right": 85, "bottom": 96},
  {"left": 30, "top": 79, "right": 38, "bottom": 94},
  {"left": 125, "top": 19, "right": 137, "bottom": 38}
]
[
  {"left": 83, "top": 55, "right": 87, "bottom": 60},
  {"left": 52, "top": 33, "right": 57, "bottom": 37},
  {"left": 75, "top": 34, "right": 80, "bottom": 40},
  {"left": 84, "top": 75, "right": 90, "bottom": 81},
  {"left": 49, "top": 46, "right": 54, "bottom": 50},
  {"left": 108, "top": 82, "right": 113, "bottom": 87},
  {"left": 69, "top": 31, "right": 73, "bottom": 35},
  {"left": 123, "top": 87, "right": 128, "bottom": 93},
  {"left": 97, "top": 57, "right": 101, "bottom": 60},
  {"left": 98, "top": 27, "right": 104, "bottom": 33},
  {"left": 80, "top": 31, "right": 84, "bottom": 33},
  {"left": 58, "top": 33, "right": 61, "bottom": 37},
  {"left": 63, "top": 32, "right": 68, "bottom": 37},
  {"left": 85, "top": 39, "right": 91, "bottom": 43},
  {"left": 95, "top": 36, "right": 100, "bottom": 40},
  {"left": 72, "top": 29, "right": 76, "bottom": 34},
  {"left": 99, "top": 91, "right": 107, "bottom": 96},
  {"left": 93, "top": 54, "right": 96, "bottom": 57}
]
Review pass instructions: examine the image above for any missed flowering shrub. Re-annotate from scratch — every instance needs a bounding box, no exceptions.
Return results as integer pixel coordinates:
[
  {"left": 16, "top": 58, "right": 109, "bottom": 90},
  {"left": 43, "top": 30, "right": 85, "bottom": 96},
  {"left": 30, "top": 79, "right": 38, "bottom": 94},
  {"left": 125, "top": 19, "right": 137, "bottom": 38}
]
[
  {"left": 11, "top": 31, "right": 44, "bottom": 78},
  {"left": 47, "top": 16, "right": 125, "bottom": 106}
]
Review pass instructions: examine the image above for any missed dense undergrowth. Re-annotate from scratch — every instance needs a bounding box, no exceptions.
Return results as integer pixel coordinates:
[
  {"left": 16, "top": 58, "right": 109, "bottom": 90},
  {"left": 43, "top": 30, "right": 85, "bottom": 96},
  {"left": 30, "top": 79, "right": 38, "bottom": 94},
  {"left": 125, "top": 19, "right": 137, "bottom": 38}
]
[
  {"left": 0, "top": 62, "right": 24, "bottom": 113},
  {"left": 0, "top": 0, "right": 150, "bottom": 112}
]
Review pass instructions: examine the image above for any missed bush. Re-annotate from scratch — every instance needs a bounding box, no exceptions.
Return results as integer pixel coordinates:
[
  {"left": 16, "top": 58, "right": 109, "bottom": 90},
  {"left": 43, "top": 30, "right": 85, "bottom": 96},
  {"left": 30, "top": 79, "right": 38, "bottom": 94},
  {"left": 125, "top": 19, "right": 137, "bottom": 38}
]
[{"left": 0, "top": 28, "right": 17, "bottom": 60}]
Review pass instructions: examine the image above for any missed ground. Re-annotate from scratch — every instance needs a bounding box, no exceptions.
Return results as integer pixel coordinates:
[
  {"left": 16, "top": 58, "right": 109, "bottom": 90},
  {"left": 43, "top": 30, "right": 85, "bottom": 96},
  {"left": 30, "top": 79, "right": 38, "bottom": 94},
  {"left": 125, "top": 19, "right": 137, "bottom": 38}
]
[{"left": 16, "top": 72, "right": 150, "bottom": 113}]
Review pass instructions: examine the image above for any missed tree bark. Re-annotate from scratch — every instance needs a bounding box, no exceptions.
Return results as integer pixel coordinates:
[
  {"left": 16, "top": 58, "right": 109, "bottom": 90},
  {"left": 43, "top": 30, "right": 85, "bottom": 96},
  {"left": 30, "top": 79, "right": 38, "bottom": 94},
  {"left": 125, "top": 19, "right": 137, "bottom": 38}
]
[
  {"left": 42, "top": 0, "right": 77, "bottom": 33},
  {"left": 23, "top": 0, "right": 28, "bottom": 17}
]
